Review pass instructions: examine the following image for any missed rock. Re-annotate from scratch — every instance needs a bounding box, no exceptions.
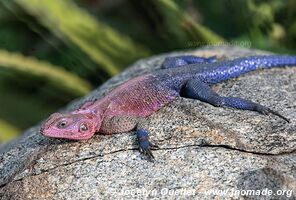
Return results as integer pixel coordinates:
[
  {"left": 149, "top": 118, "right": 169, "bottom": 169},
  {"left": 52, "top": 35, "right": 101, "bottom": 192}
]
[{"left": 0, "top": 46, "right": 295, "bottom": 200}]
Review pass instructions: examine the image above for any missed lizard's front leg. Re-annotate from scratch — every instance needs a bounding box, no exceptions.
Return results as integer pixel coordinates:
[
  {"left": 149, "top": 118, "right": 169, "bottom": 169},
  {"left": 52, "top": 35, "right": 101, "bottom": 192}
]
[
  {"left": 136, "top": 128, "right": 159, "bottom": 160},
  {"left": 99, "top": 115, "right": 139, "bottom": 134},
  {"left": 99, "top": 116, "right": 158, "bottom": 160}
]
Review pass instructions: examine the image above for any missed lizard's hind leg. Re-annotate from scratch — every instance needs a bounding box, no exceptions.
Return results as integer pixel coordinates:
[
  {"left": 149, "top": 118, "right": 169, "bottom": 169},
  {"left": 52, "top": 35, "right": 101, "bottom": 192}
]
[
  {"left": 181, "top": 78, "right": 290, "bottom": 122},
  {"left": 162, "top": 55, "right": 216, "bottom": 69}
]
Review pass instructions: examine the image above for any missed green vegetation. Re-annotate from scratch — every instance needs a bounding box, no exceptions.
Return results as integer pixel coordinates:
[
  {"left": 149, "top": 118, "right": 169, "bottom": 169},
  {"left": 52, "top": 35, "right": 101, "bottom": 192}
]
[
  {"left": 0, "top": 49, "right": 91, "bottom": 96},
  {"left": 0, "top": 0, "right": 295, "bottom": 143},
  {"left": 14, "top": 0, "right": 150, "bottom": 75},
  {"left": 0, "top": 119, "right": 20, "bottom": 142},
  {"left": 155, "top": 0, "right": 225, "bottom": 44}
]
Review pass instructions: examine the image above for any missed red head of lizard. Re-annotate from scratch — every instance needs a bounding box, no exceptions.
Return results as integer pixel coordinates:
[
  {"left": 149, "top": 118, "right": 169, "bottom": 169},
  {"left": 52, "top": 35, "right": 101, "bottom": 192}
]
[{"left": 40, "top": 111, "right": 101, "bottom": 140}]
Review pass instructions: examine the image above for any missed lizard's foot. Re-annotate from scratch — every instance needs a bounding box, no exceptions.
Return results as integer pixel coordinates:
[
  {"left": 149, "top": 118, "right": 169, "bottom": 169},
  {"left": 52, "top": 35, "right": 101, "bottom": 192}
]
[{"left": 136, "top": 129, "right": 158, "bottom": 160}]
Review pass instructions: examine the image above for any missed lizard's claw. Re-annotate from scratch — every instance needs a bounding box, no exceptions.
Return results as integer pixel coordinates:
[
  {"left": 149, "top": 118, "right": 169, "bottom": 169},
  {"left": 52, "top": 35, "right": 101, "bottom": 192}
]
[
  {"left": 150, "top": 143, "right": 159, "bottom": 149},
  {"left": 140, "top": 145, "right": 154, "bottom": 160},
  {"left": 136, "top": 129, "right": 158, "bottom": 161},
  {"left": 258, "top": 106, "right": 290, "bottom": 123},
  {"left": 139, "top": 140, "right": 158, "bottom": 161}
]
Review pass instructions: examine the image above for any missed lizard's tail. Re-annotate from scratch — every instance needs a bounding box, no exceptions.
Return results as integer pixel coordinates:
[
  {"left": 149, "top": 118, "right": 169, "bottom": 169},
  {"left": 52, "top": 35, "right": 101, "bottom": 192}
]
[{"left": 201, "top": 55, "right": 296, "bottom": 84}]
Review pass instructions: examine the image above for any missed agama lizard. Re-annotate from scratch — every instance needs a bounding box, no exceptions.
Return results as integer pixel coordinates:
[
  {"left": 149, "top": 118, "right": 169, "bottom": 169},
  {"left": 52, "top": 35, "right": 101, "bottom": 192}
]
[{"left": 40, "top": 55, "right": 296, "bottom": 159}]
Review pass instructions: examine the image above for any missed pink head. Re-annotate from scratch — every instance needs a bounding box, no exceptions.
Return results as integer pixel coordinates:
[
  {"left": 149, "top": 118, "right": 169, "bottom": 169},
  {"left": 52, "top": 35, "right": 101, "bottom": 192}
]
[{"left": 40, "top": 111, "right": 101, "bottom": 140}]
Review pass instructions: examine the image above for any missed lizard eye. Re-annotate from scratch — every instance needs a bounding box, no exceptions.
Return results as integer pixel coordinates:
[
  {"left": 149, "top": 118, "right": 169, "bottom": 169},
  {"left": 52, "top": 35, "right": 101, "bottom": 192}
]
[
  {"left": 57, "top": 120, "right": 68, "bottom": 128},
  {"left": 80, "top": 124, "right": 88, "bottom": 132}
]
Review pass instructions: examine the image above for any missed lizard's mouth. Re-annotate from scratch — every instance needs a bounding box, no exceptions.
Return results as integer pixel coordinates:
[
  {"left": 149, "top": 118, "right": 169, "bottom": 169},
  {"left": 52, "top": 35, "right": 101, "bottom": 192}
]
[{"left": 41, "top": 128, "right": 93, "bottom": 140}]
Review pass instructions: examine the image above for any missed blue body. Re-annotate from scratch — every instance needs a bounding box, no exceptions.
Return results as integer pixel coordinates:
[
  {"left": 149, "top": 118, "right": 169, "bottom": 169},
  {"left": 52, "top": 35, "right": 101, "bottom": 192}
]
[
  {"left": 158, "top": 55, "right": 296, "bottom": 86},
  {"left": 139, "top": 54, "right": 296, "bottom": 159}
]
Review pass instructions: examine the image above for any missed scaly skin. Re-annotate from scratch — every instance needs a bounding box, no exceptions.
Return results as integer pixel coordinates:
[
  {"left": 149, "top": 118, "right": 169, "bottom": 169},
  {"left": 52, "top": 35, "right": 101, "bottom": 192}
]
[{"left": 41, "top": 55, "right": 296, "bottom": 159}]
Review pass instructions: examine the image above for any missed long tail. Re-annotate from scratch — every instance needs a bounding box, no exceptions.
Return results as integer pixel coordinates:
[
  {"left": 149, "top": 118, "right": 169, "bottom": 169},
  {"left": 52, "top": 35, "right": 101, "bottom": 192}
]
[{"left": 200, "top": 55, "right": 296, "bottom": 84}]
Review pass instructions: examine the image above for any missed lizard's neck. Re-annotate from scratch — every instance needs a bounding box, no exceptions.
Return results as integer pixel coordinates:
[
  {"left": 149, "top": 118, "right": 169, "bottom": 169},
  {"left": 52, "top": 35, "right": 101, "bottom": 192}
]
[
  {"left": 76, "top": 98, "right": 110, "bottom": 118},
  {"left": 93, "top": 99, "right": 110, "bottom": 116}
]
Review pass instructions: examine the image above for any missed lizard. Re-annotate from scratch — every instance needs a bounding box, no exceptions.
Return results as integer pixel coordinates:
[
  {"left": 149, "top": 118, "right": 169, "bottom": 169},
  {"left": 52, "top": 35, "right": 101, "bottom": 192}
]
[{"left": 40, "top": 54, "right": 296, "bottom": 160}]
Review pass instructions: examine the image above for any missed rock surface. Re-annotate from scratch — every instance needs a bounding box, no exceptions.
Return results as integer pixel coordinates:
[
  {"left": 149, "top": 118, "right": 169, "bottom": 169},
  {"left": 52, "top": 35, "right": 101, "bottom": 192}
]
[{"left": 0, "top": 46, "right": 295, "bottom": 200}]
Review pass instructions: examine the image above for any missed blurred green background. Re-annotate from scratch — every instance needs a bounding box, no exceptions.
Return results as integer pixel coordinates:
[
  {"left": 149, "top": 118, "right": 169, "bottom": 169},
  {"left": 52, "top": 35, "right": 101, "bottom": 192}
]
[{"left": 0, "top": 0, "right": 296, "bottom": 143}]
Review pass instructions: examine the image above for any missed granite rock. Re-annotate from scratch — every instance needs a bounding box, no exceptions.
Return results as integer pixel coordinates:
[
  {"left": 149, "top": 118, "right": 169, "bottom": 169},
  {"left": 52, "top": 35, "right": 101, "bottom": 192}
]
[{"left": 0, "top": 46, "right": 295, "bottom": 200}]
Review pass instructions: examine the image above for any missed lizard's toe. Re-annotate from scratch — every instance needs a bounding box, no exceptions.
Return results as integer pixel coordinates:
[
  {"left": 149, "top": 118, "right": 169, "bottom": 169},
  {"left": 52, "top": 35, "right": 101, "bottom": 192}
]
[
  {"left": 141, "top": 147, "right": 155, "bottom": 160},
  {"left": 149, "top": 142, "right": 159, "bottom": 150},
  {"left": 136, "top": 128, "right": 157, "bottom": 161},
  {"left": 139, "top": 141, "right": 156, "bottom": 160}
]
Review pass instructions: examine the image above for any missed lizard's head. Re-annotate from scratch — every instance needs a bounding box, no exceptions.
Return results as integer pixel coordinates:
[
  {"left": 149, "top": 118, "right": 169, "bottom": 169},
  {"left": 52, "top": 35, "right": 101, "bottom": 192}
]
[{"left": 40, "top": 112, "right": 101, "bottom": 140}]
